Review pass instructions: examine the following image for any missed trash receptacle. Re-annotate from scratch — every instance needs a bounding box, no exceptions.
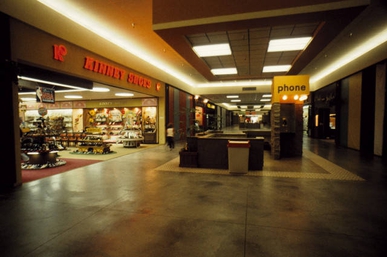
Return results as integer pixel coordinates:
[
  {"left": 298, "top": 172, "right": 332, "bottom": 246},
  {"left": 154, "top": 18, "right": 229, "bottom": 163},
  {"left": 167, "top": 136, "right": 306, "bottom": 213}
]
[{"left": 227, "top": 140, "right": 250, "bottom": 174}]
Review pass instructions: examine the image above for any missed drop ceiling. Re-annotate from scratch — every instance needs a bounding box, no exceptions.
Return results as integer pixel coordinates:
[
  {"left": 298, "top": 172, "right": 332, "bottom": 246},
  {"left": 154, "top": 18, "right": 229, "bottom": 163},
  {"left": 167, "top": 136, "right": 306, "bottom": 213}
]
[{"left": 3, "top": 0, "right": 386, "bottom": 109}]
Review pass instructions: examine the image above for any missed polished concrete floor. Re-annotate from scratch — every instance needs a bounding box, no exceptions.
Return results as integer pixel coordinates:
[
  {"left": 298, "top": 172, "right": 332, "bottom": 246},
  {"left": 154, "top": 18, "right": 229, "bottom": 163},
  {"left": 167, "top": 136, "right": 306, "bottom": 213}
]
[{"left": 1, "top": 131, "right": 387, "bottom": 257}]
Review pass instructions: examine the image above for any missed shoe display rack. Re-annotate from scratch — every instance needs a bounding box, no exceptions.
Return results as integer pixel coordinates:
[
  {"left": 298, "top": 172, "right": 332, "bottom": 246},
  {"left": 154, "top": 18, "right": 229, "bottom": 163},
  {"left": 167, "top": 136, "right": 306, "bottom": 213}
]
[
  {"left": 73, "top": 135, "right": 113, "bottom": 154},
  {"left": 116, "top": 128, "right": 143, "bottom": 148},
  {"left": 20, "top": 134, "right": 66, "bottom": 170}
]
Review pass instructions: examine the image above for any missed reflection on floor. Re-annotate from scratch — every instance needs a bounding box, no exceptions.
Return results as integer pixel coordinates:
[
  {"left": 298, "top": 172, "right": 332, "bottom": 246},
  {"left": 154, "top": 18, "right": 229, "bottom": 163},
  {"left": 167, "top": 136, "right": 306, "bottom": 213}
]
[{"left": 1, "top": 133, "right": 386, "bottom": 257}]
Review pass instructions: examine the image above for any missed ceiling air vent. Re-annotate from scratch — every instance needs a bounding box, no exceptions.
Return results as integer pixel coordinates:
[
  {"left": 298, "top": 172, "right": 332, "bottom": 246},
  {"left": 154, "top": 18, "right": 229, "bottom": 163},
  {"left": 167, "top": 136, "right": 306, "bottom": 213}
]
[{"left": 242, "top": 87, "right": 256, "bottom": 91}]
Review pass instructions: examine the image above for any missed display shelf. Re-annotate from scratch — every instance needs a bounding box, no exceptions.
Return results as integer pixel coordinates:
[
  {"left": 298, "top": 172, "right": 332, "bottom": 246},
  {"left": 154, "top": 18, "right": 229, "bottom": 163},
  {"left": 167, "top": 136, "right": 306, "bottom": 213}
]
[
  {"left": 21, "top": 134, "right": 65, "bottom": 153},
  {"left": 116, "top": 128, "right": 143, "bottom": 147},
  {"left": 20, "top": 132, "right": 66, "bottom": 169},
  {"left": 21, "top": 152, "right": 66, "bottom": 170},
  {"left": 24, "top": 110, "right": 73, "bottom": 132},
  {"left": 73, "top": 135, "right": 112, "bottom": 154}
]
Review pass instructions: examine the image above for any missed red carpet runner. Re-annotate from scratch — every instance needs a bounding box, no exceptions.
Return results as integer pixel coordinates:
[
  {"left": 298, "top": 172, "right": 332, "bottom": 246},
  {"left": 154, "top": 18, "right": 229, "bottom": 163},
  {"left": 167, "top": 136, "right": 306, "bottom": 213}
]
[{"left": 22, "top": 158, "right": 101, "bottom": 183}]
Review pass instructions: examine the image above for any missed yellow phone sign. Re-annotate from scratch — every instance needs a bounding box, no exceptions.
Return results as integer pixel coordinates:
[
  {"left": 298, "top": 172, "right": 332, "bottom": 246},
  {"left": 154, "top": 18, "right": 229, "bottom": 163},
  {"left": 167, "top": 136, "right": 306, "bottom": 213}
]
[{"left": 272, "top": 75, "right": 310, "bottom": 103}]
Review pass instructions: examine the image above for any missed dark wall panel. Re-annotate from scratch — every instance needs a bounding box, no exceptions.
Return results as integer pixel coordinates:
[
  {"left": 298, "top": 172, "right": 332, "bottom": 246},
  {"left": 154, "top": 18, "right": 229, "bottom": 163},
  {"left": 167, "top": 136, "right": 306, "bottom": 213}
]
[{"left": 339, "top": 78, "right": 349, "bottom": 147}]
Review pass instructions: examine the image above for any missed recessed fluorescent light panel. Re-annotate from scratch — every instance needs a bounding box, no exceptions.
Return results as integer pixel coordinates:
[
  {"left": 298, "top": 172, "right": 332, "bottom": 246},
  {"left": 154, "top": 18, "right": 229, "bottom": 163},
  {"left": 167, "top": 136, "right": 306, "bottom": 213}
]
[
  {"left": 268, "top": 37, "right": 312, "bottom": 52},
  {"left": 192, "top": 43, "right": 232, "bottom": 57},
  {"left": 18, "top": 76, "right": 87, "bottom": 91},
  {"left": 262, "top": 94, "right": 272, "bottom": 97},
  {"left": 115, "top": 93, "right": 134, "bottom": 97},
  {"left": 226, "top": 95, "right": 239, "bottom": 98},
  {"left": 211, "top": 68, "right": 237, "bottom": 75},
  {"left": 231, "top": 99, "right": 241, "bottom": 102},
  {"left": 263, "top": 65, "right": 291, "bottom": 73}
]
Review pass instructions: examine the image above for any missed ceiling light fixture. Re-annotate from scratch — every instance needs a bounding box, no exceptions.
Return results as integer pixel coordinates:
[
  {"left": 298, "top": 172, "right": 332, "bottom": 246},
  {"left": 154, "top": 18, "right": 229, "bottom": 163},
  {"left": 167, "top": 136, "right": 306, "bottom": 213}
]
[
  {"left": 64, "top": 95, "right": 83, "bottom": 99},
  {"left": 231, "top": 99, "right": 241, "bottom": 102},
  {"left": 260, "top": 99, "right": 271, "bottom": 102},
  {"left": 18, "top": 76, "right": 87, "bottom": 90},
  {"left": 226, "top": 95, "right": 239, "bottom": 98},
  {"left": 299, "top": 95, "right": 308, "bottom": 101},
  {"left": 20, "top": 97, "right": 36, "bottom": 102},
  {"left": 268, "top": 37, "right": 312, "bottom": 52},
  {"left": 262, "top": 94, "right": 272, "bottom": 97},
  {"left": 211, "top": 68, "right": 237, "bottom": 75},
  {"left": 92, "top": 87, "right": 110, "bottom": 92},
  {"left": 192, "top": 43, "right": 231, "bottom": 57},
  {"left": 263, "top": 65, "right": 291, "bottom": 73},
  {"left": 115, "top": 93, "right": 134, "bottom": 97}
]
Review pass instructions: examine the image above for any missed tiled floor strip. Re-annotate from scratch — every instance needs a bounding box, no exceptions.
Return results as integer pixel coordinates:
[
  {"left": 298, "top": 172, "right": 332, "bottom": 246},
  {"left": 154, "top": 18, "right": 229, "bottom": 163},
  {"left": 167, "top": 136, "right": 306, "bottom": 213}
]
[{"left": 155, "top": 149, "right": 365, "bottom": 181}]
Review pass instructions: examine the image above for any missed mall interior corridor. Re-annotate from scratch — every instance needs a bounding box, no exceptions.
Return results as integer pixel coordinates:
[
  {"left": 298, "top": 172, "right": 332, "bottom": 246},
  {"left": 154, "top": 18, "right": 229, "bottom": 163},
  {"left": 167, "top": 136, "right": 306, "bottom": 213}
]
[{"left": 1, "top": 135, "right": 387, "bottom": 257}]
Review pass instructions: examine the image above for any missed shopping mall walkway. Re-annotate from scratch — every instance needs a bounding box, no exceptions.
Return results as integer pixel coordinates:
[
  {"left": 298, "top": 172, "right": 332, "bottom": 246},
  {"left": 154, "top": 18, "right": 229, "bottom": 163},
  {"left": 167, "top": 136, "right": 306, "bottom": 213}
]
[{"left": 1, "top": 131, "right": 387, "bottom": 257}]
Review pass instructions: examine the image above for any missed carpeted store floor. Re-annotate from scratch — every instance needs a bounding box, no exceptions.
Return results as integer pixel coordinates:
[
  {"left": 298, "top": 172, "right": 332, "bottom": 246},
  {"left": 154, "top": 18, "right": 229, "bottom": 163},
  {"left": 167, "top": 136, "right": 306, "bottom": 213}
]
[{"left": 21, "top": 143, "right": 159, "bottom": 183}]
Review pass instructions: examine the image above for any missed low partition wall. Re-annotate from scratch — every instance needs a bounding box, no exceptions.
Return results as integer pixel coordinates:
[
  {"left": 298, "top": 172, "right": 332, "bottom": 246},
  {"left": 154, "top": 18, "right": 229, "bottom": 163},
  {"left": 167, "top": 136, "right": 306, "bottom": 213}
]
[
  {"left": 242, "top": 129, "right": 271, "bottom": 148},
  {"left": 184, "top": 135, "right": 264, "bottom": 170}
]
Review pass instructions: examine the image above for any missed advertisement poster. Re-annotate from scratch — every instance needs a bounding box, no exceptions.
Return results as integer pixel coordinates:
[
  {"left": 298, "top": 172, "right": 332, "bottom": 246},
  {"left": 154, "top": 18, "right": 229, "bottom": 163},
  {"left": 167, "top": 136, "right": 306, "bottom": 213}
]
[{"left": 36, "top": 87, "right": 55, "bottom": 103}]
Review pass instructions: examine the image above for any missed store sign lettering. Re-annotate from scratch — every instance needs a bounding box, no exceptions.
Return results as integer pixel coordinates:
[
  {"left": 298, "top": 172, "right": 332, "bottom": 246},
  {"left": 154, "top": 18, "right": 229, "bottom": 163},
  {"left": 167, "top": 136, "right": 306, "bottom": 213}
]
[
  {"left": 127, "top": 73, "right": 151, "bottom": 88},
  {"left": 277, "top": 84, "right": 307, "bottom": 94},
  {"left": 53, "top": 44, "right": 67, "bottom": 62},
  {"left": 99, "top": 102, "right": 114, "bottom": 106},
  {"left": 83, "top": 56, "right": 152, "bottom": 90},
  {"left": 84, "top": 56, "right": 126, "bottom": 80},
  {"left": 52, "top": 45, "right": 161, "bottom": 91}
]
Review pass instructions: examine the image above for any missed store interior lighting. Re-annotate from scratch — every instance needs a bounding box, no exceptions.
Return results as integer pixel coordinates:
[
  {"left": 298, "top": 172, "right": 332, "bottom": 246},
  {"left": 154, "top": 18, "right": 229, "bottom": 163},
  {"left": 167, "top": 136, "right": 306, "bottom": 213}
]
[
  {"left": 64, "top": 95, "right": 83, "bottom": 99},
  {"left": 18, "top": 76, "right": 88, "bottom": 91},
  {"left": 91, "top": 87, "right": 110, "bottom": 92},
  {"left": 115, "top": 93, "right": 134, "bottom": 97}
]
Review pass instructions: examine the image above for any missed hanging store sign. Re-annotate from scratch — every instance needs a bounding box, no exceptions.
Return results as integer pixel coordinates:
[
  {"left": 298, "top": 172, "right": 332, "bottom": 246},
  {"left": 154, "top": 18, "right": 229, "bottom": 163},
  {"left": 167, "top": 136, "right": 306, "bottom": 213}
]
[
  {"left": 272, "top": 75, "right": 310, "bottom": 103},
  {"left": 36, "top": 87, "right": 55, "bottom": 103}
]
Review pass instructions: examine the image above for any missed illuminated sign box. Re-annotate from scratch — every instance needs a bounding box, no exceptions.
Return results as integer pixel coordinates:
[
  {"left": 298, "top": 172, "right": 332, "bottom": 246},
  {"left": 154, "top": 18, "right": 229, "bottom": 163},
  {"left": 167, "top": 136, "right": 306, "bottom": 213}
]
[{"left": 272, "top": 75, "right": 310, "bottom": 103}]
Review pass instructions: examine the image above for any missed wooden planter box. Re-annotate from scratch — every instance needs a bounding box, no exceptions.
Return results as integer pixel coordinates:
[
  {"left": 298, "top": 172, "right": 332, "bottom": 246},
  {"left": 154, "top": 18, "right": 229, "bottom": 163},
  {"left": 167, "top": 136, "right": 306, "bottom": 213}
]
[{"left": 179, "top": 151, "right": 198, "bottom": 168}]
